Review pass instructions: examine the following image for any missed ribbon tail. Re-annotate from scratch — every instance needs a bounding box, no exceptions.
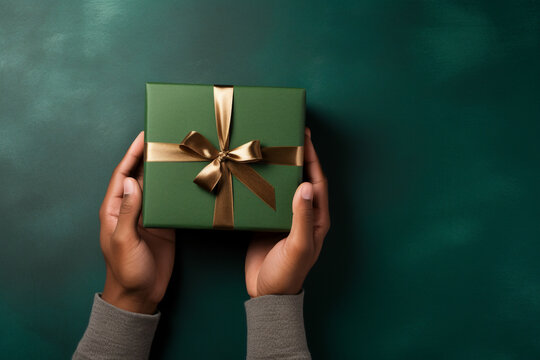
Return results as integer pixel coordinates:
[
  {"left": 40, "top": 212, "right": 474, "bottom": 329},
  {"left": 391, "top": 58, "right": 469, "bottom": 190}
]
[
  {"left": 227, "top": 162, "right": 276, "bottom": 211},
  {"left": 213, "top": 162, "right": 234, "bottom": 228},
  {"left": 194, "top": 158, "right": 222, "bottom": 192}
]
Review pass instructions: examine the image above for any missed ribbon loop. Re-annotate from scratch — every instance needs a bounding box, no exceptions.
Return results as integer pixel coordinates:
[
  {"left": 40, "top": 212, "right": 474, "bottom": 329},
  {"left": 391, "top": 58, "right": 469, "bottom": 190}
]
[
  {"left": 227, "top": 140, "right": 263, "bottom": 163},
  {"left": 179, "top": 131, "right": 219, "bottom": 160},
  {"left": 194, "top": 158, "right": 223, "bottom": 192}
]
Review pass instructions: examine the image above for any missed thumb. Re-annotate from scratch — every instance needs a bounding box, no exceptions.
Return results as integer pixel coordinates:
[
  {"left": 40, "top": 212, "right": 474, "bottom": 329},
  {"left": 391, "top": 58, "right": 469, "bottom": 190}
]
[
  {"left": 115, "top": 177, "right": 142, "bottom": 238},
  {"left": 287, "top": 182, "right": 314, "bottom": 257}
]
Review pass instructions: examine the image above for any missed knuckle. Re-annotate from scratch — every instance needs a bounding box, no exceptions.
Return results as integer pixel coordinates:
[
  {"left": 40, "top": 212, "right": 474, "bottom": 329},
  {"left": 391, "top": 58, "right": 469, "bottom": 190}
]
[
  {"left": 119, "top": 200, "right": 133, "bottom": 215},
  {"left": 323, "top": 225, "right": 330, "bottom": 237},
  {"left": 322, "top": 222, "right": 330, "bottom": 236},
  {"left": 302, "top": 209, "right": 314, "bottom": 222},
  {"left": 111, "top": 166, "right": 122, "bottom": 178},
  {"left": 295, "top": 206, "right": 313, "bottom": 219},
  {"left": 110, "top": 231, "right": 123, "bottom": 244},
  {"left": 289, "top": 239, "right": 314, "bottom": 259},
  {"left": 321, "top": 176, "right": 329, "bottom": 189},
  {"left": 315, "top": 174, "right": 328, "bottom": 185},
  {"left": 110, "top": 230, "right": 132, "bottom": 248},
  {"left": 99, "top": 206, "right": 107, "bottom": 221}
]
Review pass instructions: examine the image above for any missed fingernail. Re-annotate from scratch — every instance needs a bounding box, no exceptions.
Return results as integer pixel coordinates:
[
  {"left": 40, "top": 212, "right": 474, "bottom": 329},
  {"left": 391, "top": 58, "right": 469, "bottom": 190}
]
[
  {"left": 301, "top": 183, "right": 313, "bottom": 201},
  {"left": 305, "top": 127, "right": 311, "bottom": 138},
  {"left": 123, "top": 178, "right": 133, "bottom": 195}
]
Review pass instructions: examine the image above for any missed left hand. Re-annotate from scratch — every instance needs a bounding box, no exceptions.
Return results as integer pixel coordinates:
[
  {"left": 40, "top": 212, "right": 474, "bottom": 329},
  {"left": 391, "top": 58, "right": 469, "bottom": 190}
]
[{"left": 99, "top": 132, "right": 176, "bottom": 314}]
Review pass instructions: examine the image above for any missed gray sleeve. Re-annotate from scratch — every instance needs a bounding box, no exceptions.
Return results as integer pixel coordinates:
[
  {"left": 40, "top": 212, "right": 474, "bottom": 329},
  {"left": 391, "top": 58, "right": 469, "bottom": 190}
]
[
  {"left": 73, "top": 293, "right": 160, "bottom": 360},
  {"left": 245, "top": 291, "right": 311, "bottom": 360}
]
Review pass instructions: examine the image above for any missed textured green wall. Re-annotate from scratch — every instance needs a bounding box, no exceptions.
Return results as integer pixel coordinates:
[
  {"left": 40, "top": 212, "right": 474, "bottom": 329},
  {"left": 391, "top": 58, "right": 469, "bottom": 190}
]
[{"left": 1, "top": 1, "right": 540, "bottom": 359}]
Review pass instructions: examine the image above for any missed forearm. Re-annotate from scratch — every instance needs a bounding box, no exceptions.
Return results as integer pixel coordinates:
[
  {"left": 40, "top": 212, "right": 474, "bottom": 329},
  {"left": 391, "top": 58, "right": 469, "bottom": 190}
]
[
  {"left": 73, "top": 294, "right": 160, "bottom": 360},
  {"left": 245, "top": 291, "right": 311, "bottom": 360}
]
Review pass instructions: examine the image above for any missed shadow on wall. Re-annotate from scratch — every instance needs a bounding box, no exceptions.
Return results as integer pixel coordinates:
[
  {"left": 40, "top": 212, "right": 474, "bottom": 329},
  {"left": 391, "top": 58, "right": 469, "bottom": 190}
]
[
  {"left": 149, "top": 228, "right": 249, "bottom": 358},
  {"left": 303, "top": 108, "right": 366, "bottom": 358}
]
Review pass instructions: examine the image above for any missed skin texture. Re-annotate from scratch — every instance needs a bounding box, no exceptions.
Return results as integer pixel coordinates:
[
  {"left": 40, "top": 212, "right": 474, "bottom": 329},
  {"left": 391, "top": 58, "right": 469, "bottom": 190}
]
[
  {"left": 99, "top": 128, "right": 329, "bottom": 313},
  {"left": 245, "top": 128, "right": 330, "bottom": 297},
  {"left": 100, "top": 132, "right": 175, "bottom": 314}
]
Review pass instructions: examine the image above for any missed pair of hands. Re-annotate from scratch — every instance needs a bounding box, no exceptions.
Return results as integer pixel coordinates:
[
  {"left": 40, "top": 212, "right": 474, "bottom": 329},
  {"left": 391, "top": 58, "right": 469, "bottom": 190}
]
[{"left": 100, "top": 129, "right": 330, "bottom": 314}]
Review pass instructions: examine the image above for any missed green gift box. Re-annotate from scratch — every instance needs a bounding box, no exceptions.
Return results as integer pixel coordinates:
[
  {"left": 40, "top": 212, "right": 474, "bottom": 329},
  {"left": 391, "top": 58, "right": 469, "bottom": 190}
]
[{"left": 142, "top": 83, "right": 305, "bottom": 231}]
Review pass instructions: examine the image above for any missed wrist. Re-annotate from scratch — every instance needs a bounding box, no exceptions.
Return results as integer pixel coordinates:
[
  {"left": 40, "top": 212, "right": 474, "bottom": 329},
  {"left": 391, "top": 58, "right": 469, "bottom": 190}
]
[
  {"left": 252, "top": 284, "right": 303, "bottom": 298},
  {"left": 252, "top": 275, "right": 305, "bottom": 298},
  {"left": 102, "top": 280, "right": 158, "bottom": 315}
]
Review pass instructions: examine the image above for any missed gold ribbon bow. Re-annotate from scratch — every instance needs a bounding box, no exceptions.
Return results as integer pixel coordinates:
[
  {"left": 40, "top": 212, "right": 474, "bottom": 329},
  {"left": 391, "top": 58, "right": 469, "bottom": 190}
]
[{"left": 145, "top": 86, "right": 303, "bottom": 228}]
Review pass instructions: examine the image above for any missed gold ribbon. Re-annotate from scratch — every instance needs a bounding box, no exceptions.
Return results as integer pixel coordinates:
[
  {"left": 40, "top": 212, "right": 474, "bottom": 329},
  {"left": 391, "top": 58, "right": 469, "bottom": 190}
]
[{"left": 145, "top": 85, "right": 303, "bottom": 228}]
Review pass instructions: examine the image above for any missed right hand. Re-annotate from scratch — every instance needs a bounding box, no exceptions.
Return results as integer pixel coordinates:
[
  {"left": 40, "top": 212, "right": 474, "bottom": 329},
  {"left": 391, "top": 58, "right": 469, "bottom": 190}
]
[
  {"left": 245, "top": 128, "right": 330, "bottom": 298},
  {"left": 99, "top": 132, "right": 176, "bottom": 314}
]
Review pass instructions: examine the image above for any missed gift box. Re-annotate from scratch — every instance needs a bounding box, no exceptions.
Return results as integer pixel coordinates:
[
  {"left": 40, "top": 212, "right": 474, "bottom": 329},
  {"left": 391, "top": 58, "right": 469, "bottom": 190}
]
[{"left": 143, "top": 83, "right": 305, "bottom": 231}]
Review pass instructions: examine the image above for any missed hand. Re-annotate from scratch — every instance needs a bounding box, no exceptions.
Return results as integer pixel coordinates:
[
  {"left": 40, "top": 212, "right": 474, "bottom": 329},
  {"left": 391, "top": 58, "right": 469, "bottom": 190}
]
[
  {"left": 245, "top": 128, "right": 330, "bottom": 298},
  {"left": 99, "top": 132, "right": 175, "bottom": 314}
]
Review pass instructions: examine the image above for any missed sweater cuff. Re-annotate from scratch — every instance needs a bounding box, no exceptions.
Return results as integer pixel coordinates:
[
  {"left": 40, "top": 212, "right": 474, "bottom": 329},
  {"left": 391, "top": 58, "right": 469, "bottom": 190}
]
[
  {"left": 245, "top": 291, "right": 311, "bottom": 360},
  {"left": 73, "top": 293, "right": 160, "bottom": 360}
]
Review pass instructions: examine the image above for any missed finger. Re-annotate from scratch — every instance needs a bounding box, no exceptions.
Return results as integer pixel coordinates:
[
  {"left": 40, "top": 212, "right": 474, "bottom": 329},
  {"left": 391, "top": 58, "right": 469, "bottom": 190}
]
[
  {"left": 135, "top": 159, "right": 144, "bottom": 186},
  {"left": 113, "top": 177, "right": 142, "bottom": 242},
  {"left": 304, "top": 129, "right": 330, "bottom": 250},
  {"left": 100, "top": 132, "right": 144, "bottom": 230},
  {"left": 304, "top": 128, "right": 326, "bottom": 185},
  {"left": 107, "top": 131, "right": 145, "bottom": 200},
  {"left": 286, "top": 182, "right": 314, "bottom": 259}
]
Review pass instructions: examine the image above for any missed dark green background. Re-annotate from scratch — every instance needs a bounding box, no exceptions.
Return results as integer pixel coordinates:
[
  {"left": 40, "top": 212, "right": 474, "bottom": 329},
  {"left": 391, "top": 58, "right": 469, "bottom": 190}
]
[{"left": 1, "top": 1, "right": 539, "bottom": 359}]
